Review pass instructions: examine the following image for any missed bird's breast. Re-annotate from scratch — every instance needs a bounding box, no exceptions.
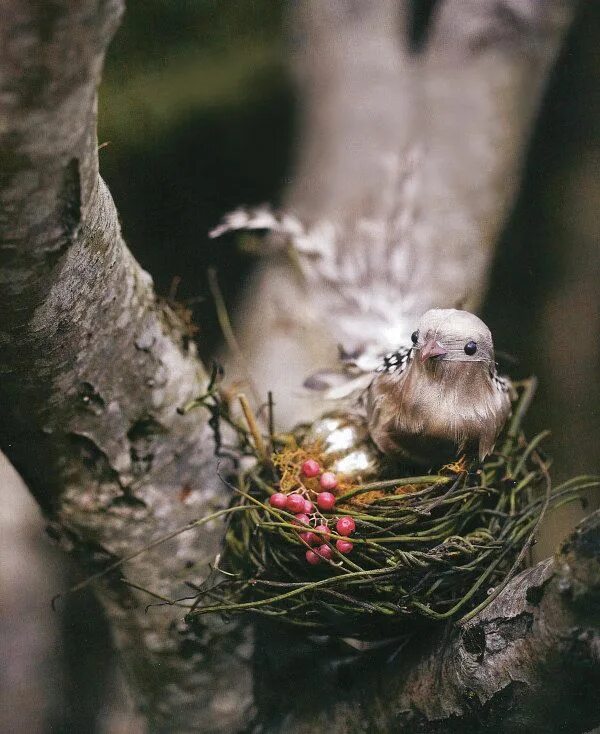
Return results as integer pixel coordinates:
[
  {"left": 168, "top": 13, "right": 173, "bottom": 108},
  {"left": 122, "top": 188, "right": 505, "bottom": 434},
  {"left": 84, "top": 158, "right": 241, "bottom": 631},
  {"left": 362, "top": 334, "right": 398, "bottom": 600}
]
[{"left": 367, "top": 361, "right": 500, "bottom": 464}]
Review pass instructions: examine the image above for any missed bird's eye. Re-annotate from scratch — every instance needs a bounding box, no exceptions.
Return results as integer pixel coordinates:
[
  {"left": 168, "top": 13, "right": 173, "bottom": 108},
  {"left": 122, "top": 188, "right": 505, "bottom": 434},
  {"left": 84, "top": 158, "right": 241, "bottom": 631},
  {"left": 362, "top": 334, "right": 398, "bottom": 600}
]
[
  {"left": 464, "top": 341, "right": 477, "bottom": 356},
  {"left": 411, "top": 330, "right": 419, "bottom": 345}
]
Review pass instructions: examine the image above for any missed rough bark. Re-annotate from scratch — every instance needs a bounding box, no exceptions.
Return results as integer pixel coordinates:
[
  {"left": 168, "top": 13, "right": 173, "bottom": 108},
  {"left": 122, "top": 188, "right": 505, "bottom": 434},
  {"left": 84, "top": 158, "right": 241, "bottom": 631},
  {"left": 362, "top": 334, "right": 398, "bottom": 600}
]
[
  {"left": 0, "top": 2, "right": 250, "bottom": 731},
  {"left": 254, "top": 511, "right": 600, "bottom": 733}
]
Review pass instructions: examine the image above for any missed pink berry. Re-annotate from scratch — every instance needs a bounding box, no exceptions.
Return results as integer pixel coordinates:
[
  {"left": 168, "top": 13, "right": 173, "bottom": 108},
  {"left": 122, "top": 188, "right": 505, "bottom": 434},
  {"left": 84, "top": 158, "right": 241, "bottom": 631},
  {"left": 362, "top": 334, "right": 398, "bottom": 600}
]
[
  {"left": 317, "top": 544, "right": 333, "bottom": 561},
  {"left": 336, "top": 516, "right": 356, "bottom": 536},
  {"left": 319, "top": 472, "right": 338, "bottom": 491},
  {"left": 305, "top": 550, "right": 321, "bottom": 565},
  {"left": 301, "top": 459, "right": 321, "bottom": 478},
  {"left": 317, "top": 492, "right": 336, "bottom": 511},
  {"left": 299, "top": 531, "right": 319, "bottom": 546},
  {"left": 286, "top": 494, "right": 306, "bottom": 513},
  {"left": 292, "top": 513, "right": 310, "bottom": 526},
  {"left": 303, "top": 499, "right": 314, "bottom": 514},
  {"left": 269, "top": 493, "right": 288, "bottom": 509},
  {"left": 314, "top": 524, "right": 331, "bottom": 539},
  {"left": 336, "top": 539, "right": 354, "bottom": 554}
]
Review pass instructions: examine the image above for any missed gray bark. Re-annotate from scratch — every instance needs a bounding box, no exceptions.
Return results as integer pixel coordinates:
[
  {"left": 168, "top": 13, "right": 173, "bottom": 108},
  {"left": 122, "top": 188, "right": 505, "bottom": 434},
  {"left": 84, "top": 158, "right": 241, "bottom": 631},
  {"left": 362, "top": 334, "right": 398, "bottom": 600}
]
[
  {"left": 254, "top": 511, "right": 600, "bottom": 733},
  {"left": 0, "top": 2, "right": 250, "bottom": 731},
  {"left": 1, "top": 1, "right": 596, "bottom": 733}
]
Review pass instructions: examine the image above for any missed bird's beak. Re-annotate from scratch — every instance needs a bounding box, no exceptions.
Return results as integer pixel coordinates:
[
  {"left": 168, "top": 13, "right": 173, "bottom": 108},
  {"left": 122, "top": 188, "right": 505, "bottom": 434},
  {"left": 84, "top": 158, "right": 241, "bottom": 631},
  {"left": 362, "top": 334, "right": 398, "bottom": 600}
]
[{"left": 420, "top": 339, "right": 447, "bottom": 362}]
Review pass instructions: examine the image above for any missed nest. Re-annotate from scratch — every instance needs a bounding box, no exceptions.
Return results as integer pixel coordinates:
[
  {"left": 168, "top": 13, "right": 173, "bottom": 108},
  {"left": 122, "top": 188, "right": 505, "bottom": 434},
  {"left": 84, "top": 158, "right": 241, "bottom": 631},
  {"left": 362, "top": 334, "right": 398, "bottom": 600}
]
[{"left": 179, "top": 376, "right": 589, "bottom": 638}]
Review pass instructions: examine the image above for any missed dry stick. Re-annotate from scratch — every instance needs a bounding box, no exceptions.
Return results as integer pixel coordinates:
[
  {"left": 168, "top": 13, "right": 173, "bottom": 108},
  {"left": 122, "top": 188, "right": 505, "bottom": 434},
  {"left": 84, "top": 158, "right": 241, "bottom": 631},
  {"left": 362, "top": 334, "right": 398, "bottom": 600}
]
[
  {"left": 191, "top": 566, "right": 407, "bottom": 616},
  {"left": 512, "top": 430, "right": 550, "bottom": 478},
  {"left": 168, "top": 274, "right": 182, "bottom": 301},
  {"left": 267, "top": 390, "right": 275, "bottom": 450},
  {"left": 120, "top": 579, "right": 194, "bottom": 610},
  {"left": 458, "top": 449, "right": 553, "bottom": 624},
  {"left": 51, "top": 505, "right": 249, "bottom": 607},
  {"left": 207, "top": 267, "right": 261, "bottom": 405},
  {"left": 238, "top": 393, "right": 269, "bottom": 465},
  {"left": 500, "top": 376, "right": 538, "bottom": 462},
  {"left": 336, "top": 476, "right": 451, "bottom": 502}
]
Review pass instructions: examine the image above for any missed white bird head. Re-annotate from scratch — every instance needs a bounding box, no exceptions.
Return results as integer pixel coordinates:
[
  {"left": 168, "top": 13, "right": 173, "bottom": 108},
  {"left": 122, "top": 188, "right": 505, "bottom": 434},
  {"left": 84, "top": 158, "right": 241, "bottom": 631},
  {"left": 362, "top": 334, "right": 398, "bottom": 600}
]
[{"left": 410, "top": 309, "right": 495, "bottom": 366}]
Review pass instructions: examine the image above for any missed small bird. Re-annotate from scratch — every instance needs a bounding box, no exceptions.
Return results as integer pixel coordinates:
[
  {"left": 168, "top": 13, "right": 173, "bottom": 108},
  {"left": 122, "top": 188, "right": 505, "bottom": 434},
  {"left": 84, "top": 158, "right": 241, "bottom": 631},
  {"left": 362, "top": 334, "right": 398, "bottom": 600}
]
[{"left": 366, "top": 309, "right": 511, "bottom": 466}]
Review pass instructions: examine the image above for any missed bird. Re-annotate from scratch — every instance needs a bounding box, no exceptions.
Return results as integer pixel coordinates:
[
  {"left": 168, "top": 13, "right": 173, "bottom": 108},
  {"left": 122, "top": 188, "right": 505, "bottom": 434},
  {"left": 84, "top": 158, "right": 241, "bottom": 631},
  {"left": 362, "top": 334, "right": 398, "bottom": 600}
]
[{"left": 366, "top": 309, "right": 511, "bottom": 467}]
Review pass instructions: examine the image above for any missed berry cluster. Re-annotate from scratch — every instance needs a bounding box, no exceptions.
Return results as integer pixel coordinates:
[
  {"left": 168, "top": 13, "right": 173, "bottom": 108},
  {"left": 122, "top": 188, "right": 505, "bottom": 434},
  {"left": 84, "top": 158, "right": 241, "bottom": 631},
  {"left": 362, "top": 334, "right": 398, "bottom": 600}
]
[{"left": 268, "top": 458, "right": 357, "bottom": 565}]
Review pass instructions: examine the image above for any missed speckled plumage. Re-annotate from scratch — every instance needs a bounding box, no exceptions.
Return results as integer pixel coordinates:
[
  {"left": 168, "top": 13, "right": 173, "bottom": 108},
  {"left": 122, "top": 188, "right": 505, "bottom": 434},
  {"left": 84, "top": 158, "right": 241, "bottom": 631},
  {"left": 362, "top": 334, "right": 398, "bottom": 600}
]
[{"left": 367, "top": 309, "right": 511, "bottom": 466}]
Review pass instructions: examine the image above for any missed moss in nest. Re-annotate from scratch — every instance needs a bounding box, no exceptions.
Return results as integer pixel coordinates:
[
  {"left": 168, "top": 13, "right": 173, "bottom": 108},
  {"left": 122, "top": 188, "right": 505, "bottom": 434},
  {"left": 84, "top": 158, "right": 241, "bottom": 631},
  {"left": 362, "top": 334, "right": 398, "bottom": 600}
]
[{"left": 272, "top": 442, "right": 356, "bottom": 500}]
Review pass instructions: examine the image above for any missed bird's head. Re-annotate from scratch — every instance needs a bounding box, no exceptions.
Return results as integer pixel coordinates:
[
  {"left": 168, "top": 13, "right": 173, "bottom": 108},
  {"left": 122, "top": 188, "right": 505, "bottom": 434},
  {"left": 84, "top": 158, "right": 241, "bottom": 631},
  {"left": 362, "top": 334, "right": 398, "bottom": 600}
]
[{"left": 410, "top": 309, "right": 495, "bottom": 369}]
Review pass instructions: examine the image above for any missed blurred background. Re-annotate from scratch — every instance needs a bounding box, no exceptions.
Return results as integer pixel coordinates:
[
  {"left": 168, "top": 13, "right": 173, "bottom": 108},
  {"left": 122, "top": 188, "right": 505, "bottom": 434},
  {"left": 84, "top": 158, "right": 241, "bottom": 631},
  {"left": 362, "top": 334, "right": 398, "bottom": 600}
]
[{"left": 1, "top": 1, "right": 598, "bottom": 731}]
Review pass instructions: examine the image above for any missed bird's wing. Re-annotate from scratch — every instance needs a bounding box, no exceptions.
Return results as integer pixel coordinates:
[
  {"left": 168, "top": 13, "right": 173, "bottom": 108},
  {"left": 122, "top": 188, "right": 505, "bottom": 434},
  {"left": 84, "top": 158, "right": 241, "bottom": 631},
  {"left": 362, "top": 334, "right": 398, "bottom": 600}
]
[
  {"left": 209, "top": 150, "right": 424, "bottom": 363},
  {"left": 478, "top": 367, "right": 513, "bottom": 460},
  {"left": 302, "top": 345, "right": 414, "bottom": 404},
  {"left": 376, "top": 347, "right": 414, "bottom": 377},
  {"left": 491, "top": 370, "right": 511, "bottom": 396}
]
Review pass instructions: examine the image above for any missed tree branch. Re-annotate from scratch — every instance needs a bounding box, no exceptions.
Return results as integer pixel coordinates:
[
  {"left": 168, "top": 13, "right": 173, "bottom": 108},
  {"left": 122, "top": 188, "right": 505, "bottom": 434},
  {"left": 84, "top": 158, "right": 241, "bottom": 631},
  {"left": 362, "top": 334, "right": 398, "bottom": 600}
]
[
  {"left": 254, "top": 511, "right": 600, "bottom": 733},
  {"left": 0, "top": 2, "right": 250, "bottom": 730}
]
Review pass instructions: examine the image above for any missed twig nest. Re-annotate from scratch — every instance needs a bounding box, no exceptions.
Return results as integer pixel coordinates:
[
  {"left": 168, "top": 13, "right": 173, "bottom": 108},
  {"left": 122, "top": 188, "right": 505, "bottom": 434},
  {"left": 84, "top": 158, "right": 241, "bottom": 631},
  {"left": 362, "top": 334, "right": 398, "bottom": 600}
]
[
  {"left": 182, "top": 379, "right": 593, "bottom": 639},
  {"left": 303, "top": 412, "right": 380, "bottom": 482}
]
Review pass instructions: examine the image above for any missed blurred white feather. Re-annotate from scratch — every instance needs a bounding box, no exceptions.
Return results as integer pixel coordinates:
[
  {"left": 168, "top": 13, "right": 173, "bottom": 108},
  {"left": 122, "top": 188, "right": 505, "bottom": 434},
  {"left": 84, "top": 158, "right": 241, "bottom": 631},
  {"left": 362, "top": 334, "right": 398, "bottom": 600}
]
[{"left": 209, "top": 149, "right": 425, "bottom": 377}]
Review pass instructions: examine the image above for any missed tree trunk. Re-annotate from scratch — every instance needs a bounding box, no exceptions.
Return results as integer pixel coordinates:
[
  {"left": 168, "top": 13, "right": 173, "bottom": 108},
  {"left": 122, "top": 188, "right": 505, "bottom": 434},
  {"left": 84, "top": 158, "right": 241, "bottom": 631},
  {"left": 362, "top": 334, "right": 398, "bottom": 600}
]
[{"left": 0, "top": 2, "right": 250, "bottom": 731}]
